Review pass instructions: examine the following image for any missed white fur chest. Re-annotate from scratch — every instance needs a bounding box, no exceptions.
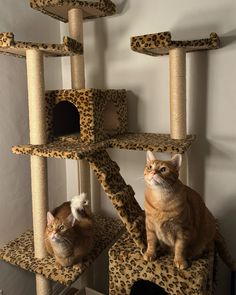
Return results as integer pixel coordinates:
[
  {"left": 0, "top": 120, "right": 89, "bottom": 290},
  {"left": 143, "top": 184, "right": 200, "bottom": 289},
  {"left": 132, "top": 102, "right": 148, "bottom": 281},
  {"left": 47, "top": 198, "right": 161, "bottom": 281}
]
[{"left": 154, "top": 219, "right": 176, "bottom": 248}]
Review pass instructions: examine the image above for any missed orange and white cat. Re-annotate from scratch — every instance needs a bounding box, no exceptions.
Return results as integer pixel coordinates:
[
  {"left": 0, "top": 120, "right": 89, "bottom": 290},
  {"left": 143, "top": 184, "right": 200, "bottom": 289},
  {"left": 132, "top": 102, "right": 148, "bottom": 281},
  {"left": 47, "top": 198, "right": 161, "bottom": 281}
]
[
  {"left": 45, "top": 193, "right": 94, "bottom": 267},
  {"left": 144, "top": 151, "right": 235, "bottom": 270}
]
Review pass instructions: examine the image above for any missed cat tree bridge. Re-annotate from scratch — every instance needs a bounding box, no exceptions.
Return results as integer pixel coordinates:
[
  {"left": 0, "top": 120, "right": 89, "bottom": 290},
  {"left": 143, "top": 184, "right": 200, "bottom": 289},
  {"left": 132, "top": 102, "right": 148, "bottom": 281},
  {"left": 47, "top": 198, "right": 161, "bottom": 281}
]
[{"left": 0, "top": 1, "right": 220, "bottom": 295}]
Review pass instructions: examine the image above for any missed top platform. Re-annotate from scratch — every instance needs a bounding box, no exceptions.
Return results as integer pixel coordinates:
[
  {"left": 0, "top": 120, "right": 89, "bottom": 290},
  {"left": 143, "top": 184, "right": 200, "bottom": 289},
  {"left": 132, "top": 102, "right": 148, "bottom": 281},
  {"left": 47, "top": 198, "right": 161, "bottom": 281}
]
[
  {"left": 30, "top": 0, "right": 116, "bottom": 22},
  {"left": 131, "top": 31, "right": 220, "bottom": 56}
]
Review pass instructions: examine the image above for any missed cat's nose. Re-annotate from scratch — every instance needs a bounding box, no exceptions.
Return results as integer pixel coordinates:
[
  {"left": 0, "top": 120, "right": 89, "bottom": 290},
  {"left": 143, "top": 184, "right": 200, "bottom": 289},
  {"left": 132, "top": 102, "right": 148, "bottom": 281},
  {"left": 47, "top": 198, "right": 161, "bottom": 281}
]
[
  {"left": 52, "top": 232, "right": 58, "bottom": 238},
  {"left": 150, "top": 171, "right": 158, "bottom": 176}
]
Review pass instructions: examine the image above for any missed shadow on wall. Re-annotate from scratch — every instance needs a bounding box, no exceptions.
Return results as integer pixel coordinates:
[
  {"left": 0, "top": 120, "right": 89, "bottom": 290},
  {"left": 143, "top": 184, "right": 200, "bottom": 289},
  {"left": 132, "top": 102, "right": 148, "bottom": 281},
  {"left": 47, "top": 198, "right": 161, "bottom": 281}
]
[
  {"left": 177, "top": 30, "right": 236, "bottom": 199},
  {"left": 216, "top": 198, "right": 236, "bottom": 295},
  {"left": 127, "top": 90, "right": 141, "bottom": 133},
  {"left": 220, "top": 29, "right": 236, "bottom": 48},
  {"left": 217, "top": 196, "right": 236, "bottom": 254},
  {"left": 188, "top": 51, "right": 209, "bottom": 199},
  {"left": 113, "top": 0, "right": 129, "bottom": 16},
  {"left": 88, "top": 0, "right": 129, "bottom": 88},
  {"left": 89, "top": 17, "right": 108, "bottom": 89}
]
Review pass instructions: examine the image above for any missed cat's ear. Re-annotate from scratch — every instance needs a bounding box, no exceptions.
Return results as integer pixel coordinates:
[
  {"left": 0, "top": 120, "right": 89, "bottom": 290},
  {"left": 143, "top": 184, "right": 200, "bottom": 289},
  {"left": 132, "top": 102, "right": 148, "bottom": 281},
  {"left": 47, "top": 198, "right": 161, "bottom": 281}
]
[
  {"left": 147, "top": 151, "right": 156, "bottom": 163},
  {"left": 66, "top": 214, "right": 75, "bottom": 227},
  {"left": 171, "top": 154, "right": 182, "bottom": 171},
  {"left": 47, "top": 212, "right": 55, "bottom": 225}
]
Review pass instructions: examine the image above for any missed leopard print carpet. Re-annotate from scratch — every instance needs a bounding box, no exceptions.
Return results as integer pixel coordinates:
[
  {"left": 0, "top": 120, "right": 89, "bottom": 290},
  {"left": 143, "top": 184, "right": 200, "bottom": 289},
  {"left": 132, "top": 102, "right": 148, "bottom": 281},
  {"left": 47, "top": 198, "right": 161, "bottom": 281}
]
[
  {"left": 131, "top": 31, "right": 220, "bottom": 56},
  {"left": 0, "top": 32, "right": 83, "bottom": 57},
  {"left": 109, "top": 232, "right": 216, "bottom": 295},
  {"left": 12, "top": 133, "right": 195, "bottom": 160},
  {"left": 30, "top": 0, "right": 116, "bottom": 22},
  {"left": 0, "top": 32, "right": 83, "bottom": 58}
]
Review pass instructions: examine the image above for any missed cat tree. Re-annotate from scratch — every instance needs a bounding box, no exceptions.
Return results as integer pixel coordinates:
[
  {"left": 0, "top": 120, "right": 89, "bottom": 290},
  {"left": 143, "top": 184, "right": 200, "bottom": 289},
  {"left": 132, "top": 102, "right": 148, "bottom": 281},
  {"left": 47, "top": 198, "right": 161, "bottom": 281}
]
[{"left": 0, "top": 1, "right": 220, "bottom": 295}]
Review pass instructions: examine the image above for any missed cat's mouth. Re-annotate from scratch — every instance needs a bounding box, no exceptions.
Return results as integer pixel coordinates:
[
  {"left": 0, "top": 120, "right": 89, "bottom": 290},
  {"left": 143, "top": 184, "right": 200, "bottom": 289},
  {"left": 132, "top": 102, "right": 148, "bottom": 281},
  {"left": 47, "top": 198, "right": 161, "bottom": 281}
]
[
  {"left": 150, "top": 175, "right": 161, "bottom": 185},
  {"left": 51, "top": 234, "right": 61, "bottom": 242}
]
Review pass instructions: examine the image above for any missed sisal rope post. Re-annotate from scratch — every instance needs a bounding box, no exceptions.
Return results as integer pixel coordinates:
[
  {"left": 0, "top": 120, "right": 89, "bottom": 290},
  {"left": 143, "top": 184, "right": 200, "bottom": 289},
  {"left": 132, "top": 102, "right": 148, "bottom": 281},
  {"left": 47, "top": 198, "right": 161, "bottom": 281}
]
[
  {"left": 68, "top": 7, "right": 93, "bottom": 288},
  {"left": 26, "top": 49, "right": 51, "bottom": 294},
  {"left": 169, "top": 48, "right": 187, "bottom": 184},
  {"left": 68, "top": 8, "right": 91, "bottom": 202},
  {"left": 68, "top": 8, "right": 85, "bottom": 89}
]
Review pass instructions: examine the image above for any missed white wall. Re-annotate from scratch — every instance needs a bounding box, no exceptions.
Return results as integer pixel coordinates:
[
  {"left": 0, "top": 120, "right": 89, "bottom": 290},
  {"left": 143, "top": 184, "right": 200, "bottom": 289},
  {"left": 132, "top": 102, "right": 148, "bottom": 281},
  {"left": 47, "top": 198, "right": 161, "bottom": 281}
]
[
  {"left": 63, "top": 0, "right": 236, "bottom": 294},
  {"left": 0, "top": 1, "right": 67, "bottom": 294}
]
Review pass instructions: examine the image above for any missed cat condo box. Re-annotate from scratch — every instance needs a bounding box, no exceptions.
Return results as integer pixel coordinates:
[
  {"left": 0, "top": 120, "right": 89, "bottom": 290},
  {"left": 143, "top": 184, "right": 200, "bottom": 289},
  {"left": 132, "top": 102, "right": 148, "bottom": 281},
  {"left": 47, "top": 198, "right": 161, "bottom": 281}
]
[{"left": 78, "top": 287, "right": 104, "bottom": 295}]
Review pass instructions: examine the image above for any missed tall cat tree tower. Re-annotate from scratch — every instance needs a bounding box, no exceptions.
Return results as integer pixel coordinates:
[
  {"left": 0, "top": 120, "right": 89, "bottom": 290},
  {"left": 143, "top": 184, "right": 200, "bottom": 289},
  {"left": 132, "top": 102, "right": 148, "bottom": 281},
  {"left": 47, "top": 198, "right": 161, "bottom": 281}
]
[{"left": 0, "top": 1, "right": 220, "bottom": 295}]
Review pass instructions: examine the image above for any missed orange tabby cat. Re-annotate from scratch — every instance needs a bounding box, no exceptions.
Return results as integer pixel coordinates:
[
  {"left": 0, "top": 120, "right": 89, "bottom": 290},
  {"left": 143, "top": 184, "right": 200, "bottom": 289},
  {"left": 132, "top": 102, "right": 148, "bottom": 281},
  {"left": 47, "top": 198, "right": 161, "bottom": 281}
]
[
  {"left": 144, "top": 151, "right": 236, "bottom": 270},
  {"left": 45, "top": 193, "right": 94, "bottom": 267}
]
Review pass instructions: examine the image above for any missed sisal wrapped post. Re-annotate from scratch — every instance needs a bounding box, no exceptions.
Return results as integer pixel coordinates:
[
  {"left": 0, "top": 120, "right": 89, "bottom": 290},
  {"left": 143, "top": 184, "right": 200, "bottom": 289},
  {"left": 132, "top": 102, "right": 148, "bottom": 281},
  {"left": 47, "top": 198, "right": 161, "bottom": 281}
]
[
  {"left": 68, "top": 8, "right": 91, "bottom": 202},
  {"left": 68, "top": 8, "right": 85, "bottom": 89},
  {"left": 68, "top": 7, "right": 93, "bottom": 288},
  {"left": 26, "top": 49, "right": 51, "bottom": 294},
  {"left": 169, "top": 48, "right": 187, "bottom": 184}
]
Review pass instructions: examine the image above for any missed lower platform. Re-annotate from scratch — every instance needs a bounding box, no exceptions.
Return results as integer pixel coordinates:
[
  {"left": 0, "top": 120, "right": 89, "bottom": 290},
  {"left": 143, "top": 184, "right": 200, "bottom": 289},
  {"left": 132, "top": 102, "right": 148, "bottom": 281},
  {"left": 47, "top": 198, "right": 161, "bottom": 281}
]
[
  {"left": 109, "top": 232, "right": 216, "bottom": 295},
  {"left": 0, "top": 215, "right": 124, "bottom": 286}
]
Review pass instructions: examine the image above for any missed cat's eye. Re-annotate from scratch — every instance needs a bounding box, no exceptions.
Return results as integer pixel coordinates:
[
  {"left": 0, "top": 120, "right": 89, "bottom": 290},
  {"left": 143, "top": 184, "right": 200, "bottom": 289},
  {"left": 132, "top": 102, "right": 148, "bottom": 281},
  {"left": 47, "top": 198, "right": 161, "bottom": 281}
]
[
  {"left": 160, "top": 167, "right": 166, "bottom": 173},
  {"left": 60, "top": 225, "right": 65, "bottom": 230},
  {"left": 147, "top": 164, "right": 152, "bottom": 170}
]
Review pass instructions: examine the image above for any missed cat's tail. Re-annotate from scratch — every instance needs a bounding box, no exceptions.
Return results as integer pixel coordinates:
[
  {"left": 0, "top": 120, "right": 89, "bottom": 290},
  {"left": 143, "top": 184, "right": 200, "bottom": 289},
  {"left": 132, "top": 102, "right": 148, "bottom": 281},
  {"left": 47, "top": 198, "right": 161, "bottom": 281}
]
[
  {"left": 215, "top": 228, "right": 236, "bottom": 271},
  {"left": 70, "top": 193, "right": 89, "bottom": 221}
]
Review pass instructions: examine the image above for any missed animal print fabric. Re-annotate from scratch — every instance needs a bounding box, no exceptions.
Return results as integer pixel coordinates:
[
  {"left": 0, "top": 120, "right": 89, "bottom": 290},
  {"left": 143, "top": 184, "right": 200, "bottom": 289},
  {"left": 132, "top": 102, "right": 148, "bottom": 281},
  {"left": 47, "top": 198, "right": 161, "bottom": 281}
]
[
  {"left": 30, "top": 0, "right": 116, "bottom": 22},
  {"left": 131, "top": 32, "right": 220, "bottom": 56},
  {"left": 0, "top": 215, "right": 124, "bottom": 286},
  {"left": 12, "top": 133, "right": 195, "bottom": 160},
  {"left": 109, "top": 232, "right": 216, "bottom": 295},
  {"left": 0, "top": 32, "right": 14, "bottom": 47},
  {"left": 86, "top": 150, "right": 146, "bottom": 251},
  {"left": 45, "top": 88, "right": 128, "bottom": 144},
  {"left": 0, "top": 32, "right": 83, "bottom": 58}
]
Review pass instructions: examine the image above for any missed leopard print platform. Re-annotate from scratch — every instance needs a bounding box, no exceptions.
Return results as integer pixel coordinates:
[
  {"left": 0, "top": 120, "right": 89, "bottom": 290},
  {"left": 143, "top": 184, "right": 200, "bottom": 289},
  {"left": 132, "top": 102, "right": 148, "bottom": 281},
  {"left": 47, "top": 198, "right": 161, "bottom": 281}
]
[
  {"left": 109, "top": 232, "right": 216, "bottom": 295},
  {"left": 12, "top": 133, "right": 195, "bottom": 160},
  {"left": 30, "top": 0, "right": 116, "bottom": 22},
  {"left": 0, "top": 215, "right": 124, "bottom": 286},
  {"left": 131, "top": 32, "right": 220, "bottom": 56},
  {"left": 0, "top": 32, "right": 83, "bottom": 58}
]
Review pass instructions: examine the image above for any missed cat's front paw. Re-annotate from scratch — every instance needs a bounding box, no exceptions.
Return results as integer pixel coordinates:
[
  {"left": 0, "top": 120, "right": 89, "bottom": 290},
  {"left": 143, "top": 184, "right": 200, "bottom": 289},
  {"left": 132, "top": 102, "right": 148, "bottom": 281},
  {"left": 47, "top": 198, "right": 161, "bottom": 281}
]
[
  {"left": 143, "top": 251, "right": 157, "bottom": 262},
  {"left": 174, "top": 258, "right": 188, "bottom": 270}
]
